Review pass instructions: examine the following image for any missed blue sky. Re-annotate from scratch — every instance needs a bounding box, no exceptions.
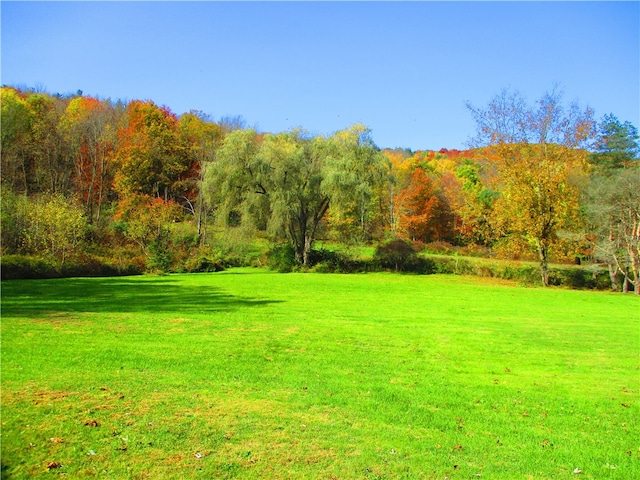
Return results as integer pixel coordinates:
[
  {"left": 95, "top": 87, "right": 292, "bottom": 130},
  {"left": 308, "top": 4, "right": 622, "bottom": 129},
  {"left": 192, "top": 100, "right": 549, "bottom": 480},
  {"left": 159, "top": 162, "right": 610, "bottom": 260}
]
[{"left": 2, "top": 1, "right": 638, "bottom": 151}]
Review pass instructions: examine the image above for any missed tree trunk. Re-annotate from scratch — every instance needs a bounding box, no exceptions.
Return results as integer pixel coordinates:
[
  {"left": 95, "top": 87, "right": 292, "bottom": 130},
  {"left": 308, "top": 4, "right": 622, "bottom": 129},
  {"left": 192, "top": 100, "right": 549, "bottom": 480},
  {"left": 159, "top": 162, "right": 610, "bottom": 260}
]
[
  {"left": 622, "top": 268, "right": 629, "bottom": 293},
  {"left": 536, "top": 239, "right": 550, "bottom": 287},
  {"left": 302, "top": 235, "right": 313, "bottom": 266},
  {"left": 627, "top": 248, "right": 639, "bottom": 294},
  {"left": 608, "top": 262, "right": 619, "bottom": 292},
  {"left": 630, "top": 223, "right": 640, "bottom": 295}
]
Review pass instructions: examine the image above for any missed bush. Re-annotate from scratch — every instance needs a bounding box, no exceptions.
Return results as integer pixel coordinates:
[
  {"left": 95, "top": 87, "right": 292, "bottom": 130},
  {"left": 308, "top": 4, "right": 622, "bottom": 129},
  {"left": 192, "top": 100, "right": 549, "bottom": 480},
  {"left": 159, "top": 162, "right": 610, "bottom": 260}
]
[
  {"left": 146, "top": 236, "right": 173, "bottom": 274},
  {"left": 548, "top": 267, "right": 602, "bottom": 290},
  {"left": 0, "top": 254, "right": 143, "bottom": 280},
  {"left": 1, "top": 255, "right": 59, "bottom": 279},
  {"left": 307, "top": 248, "right": 371, "bottom": 273},
  {"left": 374, "top": 239, "right": 435, "bottom": 274},
  {"left": 182, "top": 254, "right": 225, "bottom": 273},
  {"left": 266, "top": 244, "right": 298, "bottom": 272}
]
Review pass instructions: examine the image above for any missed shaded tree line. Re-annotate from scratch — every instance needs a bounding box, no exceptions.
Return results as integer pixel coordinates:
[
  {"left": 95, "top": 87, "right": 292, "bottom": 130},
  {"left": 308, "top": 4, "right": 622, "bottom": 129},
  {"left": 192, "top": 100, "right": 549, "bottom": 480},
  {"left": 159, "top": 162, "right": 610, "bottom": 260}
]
[{"left": 1, "top": 86, "right": 638, "bottom": 292}]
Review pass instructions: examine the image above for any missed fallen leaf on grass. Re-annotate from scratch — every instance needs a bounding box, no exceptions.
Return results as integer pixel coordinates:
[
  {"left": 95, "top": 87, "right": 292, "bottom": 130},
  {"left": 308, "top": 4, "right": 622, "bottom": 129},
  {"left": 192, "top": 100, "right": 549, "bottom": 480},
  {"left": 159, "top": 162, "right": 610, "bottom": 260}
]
[
  {"left": 46, "top": 461, "right": 61, "bottom": 470},
  {"left": 50, "top": 437, "right": 63, "bottom": 443}
]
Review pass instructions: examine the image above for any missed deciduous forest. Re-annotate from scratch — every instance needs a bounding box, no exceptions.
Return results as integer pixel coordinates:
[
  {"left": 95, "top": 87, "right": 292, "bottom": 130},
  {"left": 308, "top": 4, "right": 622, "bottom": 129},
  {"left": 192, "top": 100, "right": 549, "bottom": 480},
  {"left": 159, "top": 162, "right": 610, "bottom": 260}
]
[{"left": 1, "top": 86, "right": 639, "bottom": 293}]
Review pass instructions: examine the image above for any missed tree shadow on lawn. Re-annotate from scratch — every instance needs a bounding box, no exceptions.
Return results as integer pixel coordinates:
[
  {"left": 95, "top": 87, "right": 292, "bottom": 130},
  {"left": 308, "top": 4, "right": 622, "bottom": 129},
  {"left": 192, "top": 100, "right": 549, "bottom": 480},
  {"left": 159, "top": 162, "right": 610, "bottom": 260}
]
[{"left": 1, "top": 276, "right": 281, "bottom": 318}]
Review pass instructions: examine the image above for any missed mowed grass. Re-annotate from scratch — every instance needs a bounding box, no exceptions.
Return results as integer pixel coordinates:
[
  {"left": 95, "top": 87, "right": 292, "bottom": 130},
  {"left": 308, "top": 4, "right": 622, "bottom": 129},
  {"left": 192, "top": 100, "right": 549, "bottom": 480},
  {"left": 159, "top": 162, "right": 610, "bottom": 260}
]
[{"left": 1, "top": 269, "right": 638, "bottom": 479}]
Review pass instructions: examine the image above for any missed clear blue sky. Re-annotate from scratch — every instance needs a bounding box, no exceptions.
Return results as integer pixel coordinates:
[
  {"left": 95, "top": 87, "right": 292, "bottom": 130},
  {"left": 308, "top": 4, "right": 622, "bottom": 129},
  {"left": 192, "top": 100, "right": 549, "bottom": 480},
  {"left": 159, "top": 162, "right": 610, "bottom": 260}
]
[{"left": 2, "top": 1, "right": 638, "bottom": 151}]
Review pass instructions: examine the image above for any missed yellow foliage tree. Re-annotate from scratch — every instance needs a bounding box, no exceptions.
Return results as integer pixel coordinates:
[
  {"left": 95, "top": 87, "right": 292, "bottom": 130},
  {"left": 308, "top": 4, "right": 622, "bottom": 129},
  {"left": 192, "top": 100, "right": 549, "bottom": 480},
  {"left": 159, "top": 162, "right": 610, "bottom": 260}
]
[
  {"left": 467, "top": 87, "right": 595, "bottom": 285},
  {"left": 489, "top": 143, "right": 588, "bottom": 285}
]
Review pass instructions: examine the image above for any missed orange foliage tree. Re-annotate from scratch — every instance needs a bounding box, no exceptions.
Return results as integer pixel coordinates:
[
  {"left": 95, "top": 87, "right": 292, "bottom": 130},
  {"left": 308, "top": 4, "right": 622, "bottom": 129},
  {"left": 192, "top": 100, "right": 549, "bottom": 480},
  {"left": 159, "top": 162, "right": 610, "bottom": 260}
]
[
  {"left": 398, "top": 167, "right": 441, "bottom": 242},
  {"left": 60, "top": 96, "right": 118, "bottom": 224}
]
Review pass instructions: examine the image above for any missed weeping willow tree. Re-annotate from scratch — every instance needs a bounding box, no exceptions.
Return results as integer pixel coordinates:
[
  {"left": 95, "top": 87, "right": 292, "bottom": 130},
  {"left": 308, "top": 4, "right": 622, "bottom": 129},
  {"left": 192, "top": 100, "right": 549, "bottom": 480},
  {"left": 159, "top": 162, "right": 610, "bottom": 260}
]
[{"left": 203, "top": 125, "right": 386, "bottom": 266}]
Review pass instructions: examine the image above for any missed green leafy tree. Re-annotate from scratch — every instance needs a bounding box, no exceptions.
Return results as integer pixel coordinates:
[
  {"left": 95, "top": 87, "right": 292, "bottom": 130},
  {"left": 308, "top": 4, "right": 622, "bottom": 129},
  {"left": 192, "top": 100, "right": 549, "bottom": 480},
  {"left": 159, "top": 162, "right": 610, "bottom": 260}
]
[
  {"left": 590, "top": 114, "right": 639, "bottom": 170},
  {"left": 206, "top": 129, "right": 329, "bottom": 265},
  {"left": 455, "top": 160, "right": 499, "bottom": 245},
  {"left": 323, "top": 124, "right": 388, "bottom": 243},
  {"left": 205, "top": 125, "right": 387, "bottom": 266}
]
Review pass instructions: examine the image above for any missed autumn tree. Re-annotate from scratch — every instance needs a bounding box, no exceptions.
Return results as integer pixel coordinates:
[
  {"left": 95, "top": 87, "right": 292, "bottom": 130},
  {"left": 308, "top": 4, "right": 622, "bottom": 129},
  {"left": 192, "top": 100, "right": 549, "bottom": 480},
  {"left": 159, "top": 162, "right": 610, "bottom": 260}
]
[
  {"left": 115, "top": 194, "right": 182, "bottom": 273},
  {"left": 398, "top": 167, "right": 441, "bottom": 242},
  {"left": 60, "top": 96, "right": 118, "bottom": 224},
  {"left": 113, "top": 101, "right": 191, "bottom": 202},
  {"left": 382, "top": 149, "right": 414, "bottom": 238},
  {"left": 25, "top": 93, "right": 74, "bottom": 195},
  {"left": 1, "top": 90, "right": 73, "bottom": 195},
  {"left": 22, "top": 195, "right": 87, "bottom": 265},
  {"left": 467, "top": 87, "right": 595, "bottom": 286},
  {"left": 178, "top": 111, "right": 223, "bottom": 240},
  {"left": 1, "top": 87, "right": 34, "bottom": 194}
]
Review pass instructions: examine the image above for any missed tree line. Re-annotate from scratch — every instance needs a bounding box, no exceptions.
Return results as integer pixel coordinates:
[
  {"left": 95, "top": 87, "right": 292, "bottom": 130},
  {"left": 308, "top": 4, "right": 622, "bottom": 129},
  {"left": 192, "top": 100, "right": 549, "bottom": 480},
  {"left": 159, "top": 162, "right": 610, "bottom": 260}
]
[{"left": 1, "top": 85, "right": 639, "bottom": 293}]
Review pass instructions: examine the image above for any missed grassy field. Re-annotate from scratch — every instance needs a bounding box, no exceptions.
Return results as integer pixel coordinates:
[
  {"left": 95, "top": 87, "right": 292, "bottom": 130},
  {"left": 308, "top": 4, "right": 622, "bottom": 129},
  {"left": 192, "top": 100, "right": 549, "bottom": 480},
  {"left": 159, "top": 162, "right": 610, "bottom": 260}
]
[{"left": 1, "top": 269, "right": 638, "bottom": 479}]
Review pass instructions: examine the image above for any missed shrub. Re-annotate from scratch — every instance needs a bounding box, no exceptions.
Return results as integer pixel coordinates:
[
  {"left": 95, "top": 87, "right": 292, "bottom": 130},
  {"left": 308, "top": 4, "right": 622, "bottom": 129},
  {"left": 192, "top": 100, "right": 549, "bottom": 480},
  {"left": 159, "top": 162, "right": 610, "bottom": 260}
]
[
  {"left": 266, "top": 244, "right": 298, "bottom": 272},
  {"left": 374, "top": 239, "right": 435, "bottom": 274},
  {"left": 182, "top": 254, "right": 225, "bottom": 273},
  {"left": 307, "top": 248, "right": 371, "bottom": 273},
  {"left": 0, "top": 254, "right": 143, "bottom": 280},
  {"left": 146, "top": 235, "right": 173, "bottom": 274},
  {"left": 1, "top": 255, "right": 59, "bottom": 280},
  {"left": 375, "top": 239, "right": 415, "bottom": 272}
]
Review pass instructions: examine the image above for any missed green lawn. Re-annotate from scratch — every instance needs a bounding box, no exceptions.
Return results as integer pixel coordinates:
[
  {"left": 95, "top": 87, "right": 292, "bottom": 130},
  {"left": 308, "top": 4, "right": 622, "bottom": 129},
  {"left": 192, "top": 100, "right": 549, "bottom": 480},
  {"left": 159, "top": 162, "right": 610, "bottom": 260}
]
[{"left": 1, "top": 269, "right": 638, "bottom": 479}]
